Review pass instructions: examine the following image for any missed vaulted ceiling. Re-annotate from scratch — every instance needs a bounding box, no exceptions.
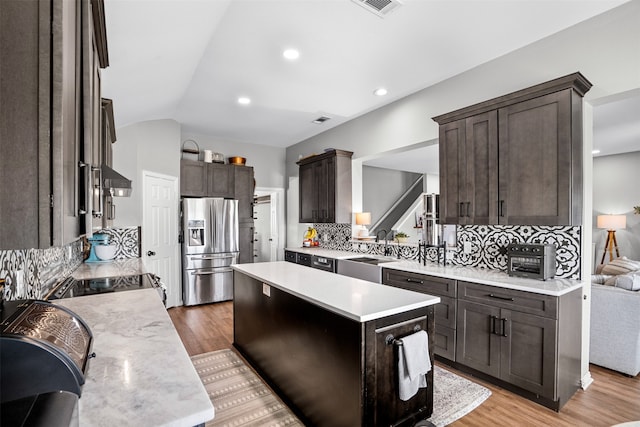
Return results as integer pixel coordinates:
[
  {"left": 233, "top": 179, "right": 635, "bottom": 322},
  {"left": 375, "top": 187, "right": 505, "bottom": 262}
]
[{"left": 103, "top": 0, "right": 632, "bottom": 154}]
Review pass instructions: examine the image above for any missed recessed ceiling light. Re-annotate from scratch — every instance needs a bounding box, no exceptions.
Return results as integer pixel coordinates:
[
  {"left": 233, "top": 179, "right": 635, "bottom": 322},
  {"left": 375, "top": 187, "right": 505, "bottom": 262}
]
[
  {"left": 374, "top": 87, "right": 388, "bottom": 96},
  {"left": 238, "top": 97, "right": 251, "bottom": 105},
  {"left": 283, "top": 49, "right": 300, "bottom": 60},
  {"left": 312, "top": 116, "right": 331, "bottom": 124},
  {"left": 592, "top": 149, "right": 601, "bottom": 155}
]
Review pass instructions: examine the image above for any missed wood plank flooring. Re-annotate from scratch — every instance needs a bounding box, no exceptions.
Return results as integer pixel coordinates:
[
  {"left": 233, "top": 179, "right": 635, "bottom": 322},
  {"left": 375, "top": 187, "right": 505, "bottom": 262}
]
[{"left": 169, "top": 302, "right": 640, "bottom": 427}]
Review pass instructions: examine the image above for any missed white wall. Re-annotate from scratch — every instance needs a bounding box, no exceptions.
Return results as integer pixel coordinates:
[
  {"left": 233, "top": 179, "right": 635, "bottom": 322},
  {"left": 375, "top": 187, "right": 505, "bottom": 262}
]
[
  {"left": 181, "top": 133, "right": 286, "bottom": 190},
  {"left": 112, "top": 119, "right": 182, "bottom": 227},
  {"left": 593, "top": 151, "right": 640, "bottom": 262},
  {"left": 363, "top": 166, "right": 422, "bottom": 225}
]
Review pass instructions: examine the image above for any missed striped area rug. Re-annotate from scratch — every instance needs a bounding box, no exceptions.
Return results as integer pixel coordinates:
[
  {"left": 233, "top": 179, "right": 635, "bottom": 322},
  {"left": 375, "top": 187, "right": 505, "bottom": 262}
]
[
  {"left": 191, "top": 349, "right": 491, "bottom": 427},
  {"left": 191, "top": 349, "right": 303, "bottom": 426}
]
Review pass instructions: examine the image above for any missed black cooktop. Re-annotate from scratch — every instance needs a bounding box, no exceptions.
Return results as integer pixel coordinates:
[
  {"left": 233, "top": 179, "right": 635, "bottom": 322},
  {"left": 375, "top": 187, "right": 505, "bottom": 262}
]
[{"left": 48, "top": 274, "right": 157, "bottom": 300}]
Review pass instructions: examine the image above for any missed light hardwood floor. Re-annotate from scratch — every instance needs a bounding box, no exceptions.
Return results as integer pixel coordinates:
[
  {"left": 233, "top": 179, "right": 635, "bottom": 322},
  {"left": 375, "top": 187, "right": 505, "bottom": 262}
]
[{"left": 169, "top": 302, "right": 640, "bottom": 427}]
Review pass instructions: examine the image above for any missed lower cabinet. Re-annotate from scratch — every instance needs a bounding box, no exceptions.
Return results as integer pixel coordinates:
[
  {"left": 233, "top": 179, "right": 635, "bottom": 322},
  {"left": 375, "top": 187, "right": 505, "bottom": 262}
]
[
  {"left": 456, "top": 281, "right": 581, "bottom": 410},
  {"left": 382, "top": 269, "right": 457, "bottom": 360},
  {"left": 456, "top": 299, "right": 557, "bottom": 398}
]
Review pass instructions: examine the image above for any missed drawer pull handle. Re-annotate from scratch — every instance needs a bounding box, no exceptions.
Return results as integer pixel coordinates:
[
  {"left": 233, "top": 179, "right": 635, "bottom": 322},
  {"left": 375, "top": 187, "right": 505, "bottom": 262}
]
[
  {"left": 488, "top": 294, "right": 514, "bottom": 301},
  {"left": 406, "top": 278, "right": 424, "bottom": 284}
]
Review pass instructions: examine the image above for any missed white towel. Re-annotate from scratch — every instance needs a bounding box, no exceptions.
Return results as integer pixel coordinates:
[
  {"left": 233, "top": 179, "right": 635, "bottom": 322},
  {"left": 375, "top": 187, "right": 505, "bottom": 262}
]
[{"left": 398, "top": 330, "right": 431, "bottom": 401}]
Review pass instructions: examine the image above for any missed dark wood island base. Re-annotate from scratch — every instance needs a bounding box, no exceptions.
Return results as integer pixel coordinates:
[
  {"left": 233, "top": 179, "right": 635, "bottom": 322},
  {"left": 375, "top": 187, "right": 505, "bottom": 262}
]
[{"left": 233, "top": 269, "right": 436, "bottom": 427}]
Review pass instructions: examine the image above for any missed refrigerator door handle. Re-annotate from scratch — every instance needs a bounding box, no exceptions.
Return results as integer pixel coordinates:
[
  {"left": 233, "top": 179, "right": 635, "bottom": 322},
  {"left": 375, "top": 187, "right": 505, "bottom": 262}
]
[
  {"left": 191, "top": 268, "right": 234, "bottom": 275},
  {"left": 188, "top": 254, "right": 235, "bottom": 260}
]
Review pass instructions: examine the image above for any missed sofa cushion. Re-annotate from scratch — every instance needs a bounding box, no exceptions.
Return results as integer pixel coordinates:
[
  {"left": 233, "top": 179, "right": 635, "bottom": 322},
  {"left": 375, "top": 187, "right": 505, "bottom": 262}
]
[
  {"left": 604, "top": 271, "right": 640, "bottom": 291},
  {"left": 592, "top": 274, "right": 613, "bottom": 285},
  {"left": 600, "top": 257, "right": 640, "bottom": 276}
]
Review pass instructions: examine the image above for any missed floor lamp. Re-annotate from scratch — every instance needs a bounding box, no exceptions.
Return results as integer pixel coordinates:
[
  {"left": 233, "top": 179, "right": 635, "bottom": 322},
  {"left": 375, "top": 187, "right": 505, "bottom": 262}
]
[{"left": 597, "top": 214, "right": 626, "bottom": 264}]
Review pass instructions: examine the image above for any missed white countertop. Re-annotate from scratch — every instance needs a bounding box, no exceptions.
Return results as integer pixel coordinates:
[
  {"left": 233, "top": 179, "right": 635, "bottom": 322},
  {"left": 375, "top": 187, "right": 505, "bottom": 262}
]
[
  {"left": 54, "top": 289, "right": 214, "bottom": 427},
  {"left": 233, "top": 261, "right": 440, "bottom": 322},
  {"left": 286, "top": 247, "right": 585, "bottom": 297},
  {"left": 72, "top": 258, "right": 148, "bottom": 280}
]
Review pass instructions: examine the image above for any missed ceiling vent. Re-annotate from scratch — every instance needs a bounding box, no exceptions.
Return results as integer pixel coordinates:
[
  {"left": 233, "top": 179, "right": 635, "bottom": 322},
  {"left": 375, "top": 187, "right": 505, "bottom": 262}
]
[
  {"left": 351, "top": 0, "right": 403, "bottom": 18},
  {"left": 312, "top": 116, "right": 331, "bottom": 124}
]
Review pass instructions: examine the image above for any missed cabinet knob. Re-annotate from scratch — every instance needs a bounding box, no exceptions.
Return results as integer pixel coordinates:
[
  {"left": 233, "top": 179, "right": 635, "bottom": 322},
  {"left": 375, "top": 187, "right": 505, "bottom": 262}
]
[{"left": 147, "top": 251, "right": 156, "bottom": 256}]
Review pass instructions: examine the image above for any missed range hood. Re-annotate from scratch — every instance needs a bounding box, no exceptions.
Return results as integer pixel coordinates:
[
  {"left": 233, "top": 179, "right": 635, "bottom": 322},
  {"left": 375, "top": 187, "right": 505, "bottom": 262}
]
[{"left": 102, "top": 165, "right": 132, "bottom": 197}]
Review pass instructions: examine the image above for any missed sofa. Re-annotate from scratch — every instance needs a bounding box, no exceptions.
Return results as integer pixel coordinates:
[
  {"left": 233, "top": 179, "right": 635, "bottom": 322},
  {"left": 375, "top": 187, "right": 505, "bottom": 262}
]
[{"left": 589, "top": 257, "right": 640, "bottom": 377}]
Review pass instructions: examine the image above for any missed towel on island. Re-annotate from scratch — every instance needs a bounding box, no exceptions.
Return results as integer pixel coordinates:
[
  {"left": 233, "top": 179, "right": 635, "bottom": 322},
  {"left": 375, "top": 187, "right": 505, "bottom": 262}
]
[{"left": 398, "top": 330, "right": 431, "bottom": 401}]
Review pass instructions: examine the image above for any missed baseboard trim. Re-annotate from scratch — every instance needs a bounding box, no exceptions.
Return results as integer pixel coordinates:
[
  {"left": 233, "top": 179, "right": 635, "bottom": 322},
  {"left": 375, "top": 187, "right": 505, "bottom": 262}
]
[{"left": 581, "top": 370, "right": 594, "bottom": 390}]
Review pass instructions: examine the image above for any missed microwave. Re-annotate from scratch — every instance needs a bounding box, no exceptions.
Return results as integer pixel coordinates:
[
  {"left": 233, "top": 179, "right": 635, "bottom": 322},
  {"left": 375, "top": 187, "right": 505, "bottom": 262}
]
[{"left": 507, "top": 243, "right": 556, "bottom": 280}]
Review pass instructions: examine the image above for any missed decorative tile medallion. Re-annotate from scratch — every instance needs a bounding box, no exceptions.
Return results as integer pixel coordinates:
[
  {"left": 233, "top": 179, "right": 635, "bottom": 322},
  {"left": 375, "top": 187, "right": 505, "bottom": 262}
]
[{"left": 97, "top": 226, "right": 141, "bottom": 259}]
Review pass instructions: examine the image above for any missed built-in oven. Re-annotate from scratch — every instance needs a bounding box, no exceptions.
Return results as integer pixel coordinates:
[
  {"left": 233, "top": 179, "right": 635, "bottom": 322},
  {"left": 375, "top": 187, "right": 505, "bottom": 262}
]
[{"left": 507, "top": 243, "right": 556, "bottom": 280}]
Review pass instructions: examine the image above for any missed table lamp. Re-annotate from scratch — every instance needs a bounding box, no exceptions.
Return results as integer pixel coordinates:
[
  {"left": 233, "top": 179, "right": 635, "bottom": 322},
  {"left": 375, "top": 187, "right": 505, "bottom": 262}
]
[
  {"left": 597, "top": 214, "right": 626, "bottom": 263},
  {"left": 355, "top": 212, "right": 371, "bottom": 238}
]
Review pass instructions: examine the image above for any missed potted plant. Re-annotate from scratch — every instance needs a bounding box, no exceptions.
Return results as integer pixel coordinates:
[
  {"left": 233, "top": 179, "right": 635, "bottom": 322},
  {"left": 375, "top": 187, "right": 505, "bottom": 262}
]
[{"left": 395, "top": 232, "right": 409, "bottom": 243}]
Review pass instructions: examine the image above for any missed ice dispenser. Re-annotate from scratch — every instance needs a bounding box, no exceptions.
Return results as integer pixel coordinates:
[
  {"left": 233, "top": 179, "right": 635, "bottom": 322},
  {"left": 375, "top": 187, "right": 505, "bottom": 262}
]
[{"left": 188, "top": 220, "right": 205, "bottom": 246}]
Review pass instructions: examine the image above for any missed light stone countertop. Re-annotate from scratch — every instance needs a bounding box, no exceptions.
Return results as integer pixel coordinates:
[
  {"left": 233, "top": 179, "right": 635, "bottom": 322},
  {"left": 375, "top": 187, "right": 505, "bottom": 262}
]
[
  {"left": 54, "top": 289, "right": 214, "bottom": 427},
  {"left": 285, "top": 247, "right": 585, "bottom": 297},
  {"left": 233, "top": 261, "right": 440, "bottom": 322},
  {"left": 72, "top": 258, "right": 148, "bottom": 280}
]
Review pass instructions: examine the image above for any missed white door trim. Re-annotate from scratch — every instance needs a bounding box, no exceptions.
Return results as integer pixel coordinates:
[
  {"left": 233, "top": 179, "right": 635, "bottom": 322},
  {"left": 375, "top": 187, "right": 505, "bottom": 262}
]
[{"left": 256, "top": 187, "right": 286, "bottom": 261}]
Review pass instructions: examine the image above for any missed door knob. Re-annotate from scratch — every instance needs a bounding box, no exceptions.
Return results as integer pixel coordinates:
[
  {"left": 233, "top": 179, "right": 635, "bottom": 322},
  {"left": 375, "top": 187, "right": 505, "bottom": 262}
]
[{"left": 147, "top": 251, "right": 156, "bottom": 256}]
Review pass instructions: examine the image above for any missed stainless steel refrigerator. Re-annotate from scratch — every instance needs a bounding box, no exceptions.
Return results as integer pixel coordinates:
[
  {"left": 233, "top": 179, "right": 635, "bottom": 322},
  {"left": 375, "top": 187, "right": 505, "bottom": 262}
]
[{"left": 181, "top": 198, "right": 239, "bottom": 305}]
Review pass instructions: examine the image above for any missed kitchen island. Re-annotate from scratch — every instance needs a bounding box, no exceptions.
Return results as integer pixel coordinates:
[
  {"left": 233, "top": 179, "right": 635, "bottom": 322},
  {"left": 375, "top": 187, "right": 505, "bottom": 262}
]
[
  {"left": 54, "top": 288, "right": 214, "bottom": 427},
  {"left": 232, "top": 261, "right": 440, "bottom": 427}
]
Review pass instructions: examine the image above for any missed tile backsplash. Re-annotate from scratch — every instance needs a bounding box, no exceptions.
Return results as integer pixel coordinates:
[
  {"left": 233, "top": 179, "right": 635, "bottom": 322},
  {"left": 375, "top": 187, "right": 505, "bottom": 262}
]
[
  {"left": 0, "top": 226, "right": 142, "bottom": 301},
  {"left": 314, "top": 223, "right": 582, "bottom": 279}
]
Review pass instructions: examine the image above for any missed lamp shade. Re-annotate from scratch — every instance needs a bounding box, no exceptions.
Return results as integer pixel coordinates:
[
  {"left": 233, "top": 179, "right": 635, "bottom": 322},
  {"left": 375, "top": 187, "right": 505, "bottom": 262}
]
[
  {"left": 355, "top": 212, "right": 371, "bottom": 226},
  {"left": 597, "top": 214, "right": 626, "bottom": 230}
]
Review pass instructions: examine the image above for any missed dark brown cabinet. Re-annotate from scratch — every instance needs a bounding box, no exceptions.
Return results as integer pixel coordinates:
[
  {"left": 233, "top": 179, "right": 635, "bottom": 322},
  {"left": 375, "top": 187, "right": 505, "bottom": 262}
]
[
  {"left": 439, "top": 112, "right": 497, "bottom": 225},
  {"left": 433, "top": 73, "right": 591, "bottom": 226},
  {"left": 0, "top": 0, "right": 107, "bottom": 249},
  {"left": 455, "top": 281, "right": 581, "bottom": 410},
  {"left": 382, "top": 269, "right": 457, "bottom": 360},
  {"left": 180, "top": 160, "right": 255, "bottom": 263},
  {"left": 297, "top": 149, "right": 352, "bottom": 223},
  {"left": 180, "top": 159, "right": 238, "bottom": 199},
  {"left": 234, "top": 271, "right": 434, "bottom": 426}
]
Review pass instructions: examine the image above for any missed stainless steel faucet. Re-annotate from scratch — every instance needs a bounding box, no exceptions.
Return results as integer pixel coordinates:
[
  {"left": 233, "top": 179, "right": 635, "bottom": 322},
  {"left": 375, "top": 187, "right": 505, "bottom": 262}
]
[{"left": 376, "top": 229, "right": 391, "bottom": 256}]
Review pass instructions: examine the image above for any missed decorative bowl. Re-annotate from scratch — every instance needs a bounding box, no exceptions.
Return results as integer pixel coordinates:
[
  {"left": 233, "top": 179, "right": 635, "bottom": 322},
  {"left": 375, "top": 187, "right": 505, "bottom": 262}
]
[
  {"left": 95, "top": 244, "right": 117, "bottom": 261},
  {"left": 229, "top": 156, "right": 246, "bottom": 165}
]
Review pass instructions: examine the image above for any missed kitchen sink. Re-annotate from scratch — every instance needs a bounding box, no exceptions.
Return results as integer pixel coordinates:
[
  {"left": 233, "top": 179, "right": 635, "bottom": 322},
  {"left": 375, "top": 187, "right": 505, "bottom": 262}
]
[{"left": 336, "top": 256, "right": 395, "bottom": 283}]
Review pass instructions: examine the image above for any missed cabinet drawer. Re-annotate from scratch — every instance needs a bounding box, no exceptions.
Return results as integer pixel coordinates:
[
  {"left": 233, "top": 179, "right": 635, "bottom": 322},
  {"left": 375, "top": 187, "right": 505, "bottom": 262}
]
[
  {"left": 458, "top": 281, "right": 557, "bottom": 319},
  {"left": 297, "top": 253, "right": 312, "bottom": 267},
  {"left": 383, "top": 269, "right": 456, "bottom": 297},
  {"left": 284, "top": 250, "right": 297, "bottom": 263},
  {"left": 433, "top": 325, "right": 456, "bottom": 361}
]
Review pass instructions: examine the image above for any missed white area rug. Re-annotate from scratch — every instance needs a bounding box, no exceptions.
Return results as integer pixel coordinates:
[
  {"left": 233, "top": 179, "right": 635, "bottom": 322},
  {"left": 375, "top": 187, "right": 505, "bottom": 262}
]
[
  {"left": 191, "top": 349, "right": 491, "bottom": 427},
  {"left": 427, "top": 365, "right": 492, "bottom": 426}
]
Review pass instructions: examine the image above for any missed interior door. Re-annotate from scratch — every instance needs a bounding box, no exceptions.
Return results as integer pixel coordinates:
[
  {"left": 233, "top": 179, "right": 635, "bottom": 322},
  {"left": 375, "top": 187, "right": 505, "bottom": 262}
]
[{"left": 143, "top": 171, "right": 180, "bottom": 308}]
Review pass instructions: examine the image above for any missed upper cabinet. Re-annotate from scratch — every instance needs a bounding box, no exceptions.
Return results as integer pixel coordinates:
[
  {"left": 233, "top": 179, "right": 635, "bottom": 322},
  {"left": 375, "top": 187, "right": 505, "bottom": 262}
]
[
  {"left": 0, "top": 0, "right": 108, "bottom": 249},
  {"left": 433, "top": 73, "right": 591, "bottom": 226},
  {"left": 180, "top": 159, "right": 236, "bottom": 199},
  {"left": 297, "top": 149, "right": 353, "bottom": 223}
]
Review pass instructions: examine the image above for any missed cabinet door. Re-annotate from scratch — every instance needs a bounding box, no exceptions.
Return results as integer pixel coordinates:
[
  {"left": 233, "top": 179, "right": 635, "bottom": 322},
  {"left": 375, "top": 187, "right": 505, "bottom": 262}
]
[
  {"left": 498, "top": 90, "right": 572, "bottom": 225},
  {"left": 456, "top": 300, "right": 501, "bottom": 377},
  {"left": 321, "top": 156, "right": 336, "bottom": 223},
  {"left": 501, "top": 309, "right": 557, "bottom": 398},
  {"left": 439, "top": 119, "right": 466, "bottom": 224},
  {"left": 207, "top": 163, "right": 234, "bottom": 197},
  {"left": 298, "top": 162, "right": 317, "bottom": 223},
  {"left": 238, "top": 223, "right": 255, "bottom": 264},
  {"left": 180, "top": 159, "right": 206, "bottom": 197},
  {"left": 234, "top": 165, "right": 254, "bottom": 223},
  {"left": 465, "top": 111, "right": 498, "bottom": 224}
]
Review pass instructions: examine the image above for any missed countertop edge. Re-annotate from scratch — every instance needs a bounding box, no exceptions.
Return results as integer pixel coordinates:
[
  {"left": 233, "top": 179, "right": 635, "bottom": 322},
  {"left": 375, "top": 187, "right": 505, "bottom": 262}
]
[{"left": 233, "top": 263, "right": 440, "bottom": 322}]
